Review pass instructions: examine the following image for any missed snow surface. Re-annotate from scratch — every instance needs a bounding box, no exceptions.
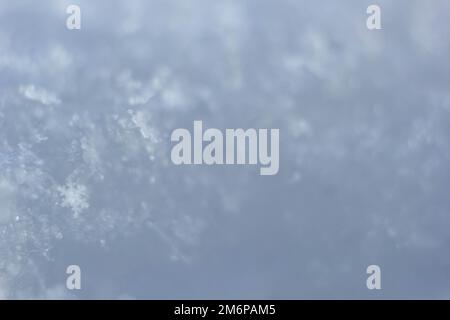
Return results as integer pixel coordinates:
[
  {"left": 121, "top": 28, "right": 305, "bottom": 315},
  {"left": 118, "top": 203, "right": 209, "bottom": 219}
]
[{"left": 0, "top": 0, "right": 449, "bottom": 299}]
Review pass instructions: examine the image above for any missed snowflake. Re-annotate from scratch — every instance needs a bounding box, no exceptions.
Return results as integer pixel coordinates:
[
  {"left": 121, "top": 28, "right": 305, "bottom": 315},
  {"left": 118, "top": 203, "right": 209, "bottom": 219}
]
[{"left": 57, "top": 182, "right": 89, "bottom": 218}]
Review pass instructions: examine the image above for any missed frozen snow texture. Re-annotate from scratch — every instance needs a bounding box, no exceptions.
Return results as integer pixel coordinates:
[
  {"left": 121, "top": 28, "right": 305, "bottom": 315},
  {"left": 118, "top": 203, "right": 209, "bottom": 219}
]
[{"left": 0, "top": 0, "right": 449, "bottom": 299}]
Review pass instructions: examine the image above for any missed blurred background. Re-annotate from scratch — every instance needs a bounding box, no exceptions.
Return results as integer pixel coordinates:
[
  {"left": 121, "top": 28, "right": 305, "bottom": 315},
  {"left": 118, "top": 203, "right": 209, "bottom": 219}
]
[{"left": 0, "top": 0, "right": 450, "bottom": 299}]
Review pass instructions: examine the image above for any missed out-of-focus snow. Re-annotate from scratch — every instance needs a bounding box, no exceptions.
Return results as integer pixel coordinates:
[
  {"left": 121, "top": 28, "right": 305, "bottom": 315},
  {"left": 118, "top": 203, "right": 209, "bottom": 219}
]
[{"left": 0, "top": 0, "right": 449, "bottom": 299}]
